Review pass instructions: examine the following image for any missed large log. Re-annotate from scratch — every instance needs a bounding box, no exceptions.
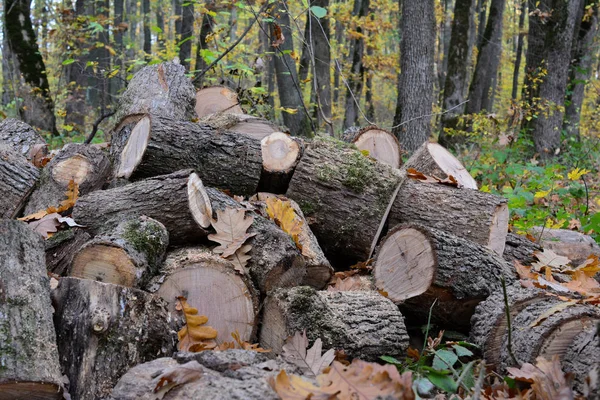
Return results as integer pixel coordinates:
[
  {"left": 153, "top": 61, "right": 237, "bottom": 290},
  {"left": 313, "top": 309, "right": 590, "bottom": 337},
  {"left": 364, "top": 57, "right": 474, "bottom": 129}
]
[
  {"left": 286, "top": 136, "right": 403, "bottom": 266},
  {"left": 389, "top": 177, "right": 509, "bottom": 255},
  {"left": 373, "top": 223, "right": 516, "bottom": 329},
  {"left": 528, "top": 227, "right": 600, "bottom": 265},
  {"left": 259, "top": 286, "right": 410, "bottom": 361},
  {"left": 195, "top": 86, "right": 244, "bottom": 117},
  {"left": 24, "top": 143, "right": 111, "bottom": 215},
  {"left": 502, "top": 232, "right": 542, "bottom": 265},
  {"left": 52, "top": 277, "right": 176, "bottom": 400},
  {"left": 45, "top": 227, "right": 92, "bottom": 276},
  {"left": 0, "top": 145, "right": 40, "bottom": 218},
  {"left": 200, "top": 112, "right": 282, "bottom": 140},
  {"left": 147, "top": 247, "right": 259, "bottom": 343},
  {"left": 0, "top": 118, "right": 47, "bottom": 161},
  {"left": 73, "top": 170, "right": 213, "bottom": 245},
  {"left": 344, "top": 126, "right": 402, "bottom": 169},
  {"left": 69, "top": 216, "right": 169, "bottom": 288},
  {"left": 0, "top": 221, "right": 63, "bottom": 399}
]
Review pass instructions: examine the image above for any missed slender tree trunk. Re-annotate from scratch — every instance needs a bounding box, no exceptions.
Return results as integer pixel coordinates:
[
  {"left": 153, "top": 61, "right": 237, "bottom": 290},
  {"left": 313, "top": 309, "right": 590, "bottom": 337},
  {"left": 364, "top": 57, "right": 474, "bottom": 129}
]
[
  {"left": 156, "top": 6, "right": 165, "bottom": 52},
  {"left": 466, "top": 0, "right": 506, "bottom": 114},
  {"left": 179, "top": 1, "right": 194, "bottom": 70},
  {"left": 88, "top": 0, "right": 110, "bottom": 112},
  {"left": 365, "top": 46, "right": 375, "bottom": 121},
  {"left": 476, "top": 0, "right": 488, "bottom": 48},
  {"left": 143, "top": 0, "right": 151, "bottom": 61},
  {"left": 4, "top": 0, "right": 58, "bottom": 134},
  {"left": 126, "top": 0, "right": 137, "bottom": 61},
  {"left": 511, "top": 0, "right": 527, "bottom": 100},
  {"left": 438, "top": 0, "right": 454, "bottom": 94},
  {"left": 194, "top": 13, "right": 215, "bottom": 87},
  {"left": 113, "top": 0, "right": 125, "bottom": 95},
  {"left": 332, "top": 0, "right": 344, "bottom": 108},
  {"left": 391, "top": 0, "right": 436, "bottom": 153},
  {"left": 63, "top": 0, "right": 88, "bottom": 130},
  {"left": 343, "top": 0, "right": 370, "bottom": 129},
  {"left": 522, "top": 0, "right": 548, "bottom": 106},
  {"left": 564, "top": 1, "right": 598, "bottom": 139},
  {"left": 298, "top": 17, "right": 311, "bottom": 82},
  {"left": 173, "top": 0, "right": 182, "bottom": 39},
  {"left": 264, "top": 20, "right": 276, "bottom": 120},
  {"left": 310, "top": 0, "right": 332, "bottom": 131}
]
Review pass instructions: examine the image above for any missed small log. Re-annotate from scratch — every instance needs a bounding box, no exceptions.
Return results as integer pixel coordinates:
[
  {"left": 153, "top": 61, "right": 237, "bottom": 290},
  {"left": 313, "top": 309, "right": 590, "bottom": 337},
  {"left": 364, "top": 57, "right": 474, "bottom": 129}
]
[
  {"left": 257, "top": 132, "right": 303, "bottom": 194},
  {"left": 0, "top": 118, "right": 47, "bottom": 161},
  {"left": 470, "top": 285, "right": 600, "bottom": 375},
  {"left": 52, "top": 277, "right": 176, "bottom": 400},
  {"left": 0, "top": 145, "right": 40, "bottom": 218},
  {"left": 45, "top": 227, "right": 92, "bottom": 276},
  {"left": 373, "top": 223, "right": 516, "bottom": 329},
  {"left": 286, "top": 136, "right": 403, "bottom": 266},
  {"left": 345, "top": 126, "right": 402, "bottom": 169},
  {"left": 528, "top": 227, "right": 600, "bottom": 265},
  {"left": 69, "top": 216, "right": 169, "bottom": 288},
  {"left": 502, "top": 232, "right": 542, "bottom": 265},
  {"left": 147, "top": 247, "right": 259, "bottom": 343},
  {"left": 195, "top": 86, "right": 244, "bottom": 117},
  {"left": 201, "top": 112, "right": 281, "bottom": 140},
  {"left": 24, "top": 143, "right": 110, "bottom": 215},
  {"left": 0, "top": 221, "right": 63, "bottom": 399},
  {"left": 260, "top": 286, "right": 410, "bottom": 361},
  {"left": 73, "top": 170, "right": 212, "bottom": 245},
  {"left": 389, "top": 177, "right": 509, "bottom": 255},
  {"left": 403, "top": 141, "right": 478, "bottom": 189}
]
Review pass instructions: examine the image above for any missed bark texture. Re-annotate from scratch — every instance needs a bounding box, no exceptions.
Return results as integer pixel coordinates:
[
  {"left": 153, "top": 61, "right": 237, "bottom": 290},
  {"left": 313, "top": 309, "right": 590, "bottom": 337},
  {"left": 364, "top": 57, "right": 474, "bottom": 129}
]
[
  {"left": 0, "top": 118, "right": 47, "bottom": 160},
  {"left": 511, "top": 0, "right": 527, "bottom": 100},
  {"left": 0, "top": 145, "right": 40, "bottom": 219},
  {"left": 200, "top": 112, "right": 279, "bottom": 141},
  {"left": 45, "top": 228, "right": 92, "bottom": 276},
  {"left": 310, "top": 0, "right": 332, "bottom": 129},
  {"left": 502, "top": 232, "right": 542, "bottom": 266},
  {"left": 178, "top": 2, "right": 194, "bottom": 70}
]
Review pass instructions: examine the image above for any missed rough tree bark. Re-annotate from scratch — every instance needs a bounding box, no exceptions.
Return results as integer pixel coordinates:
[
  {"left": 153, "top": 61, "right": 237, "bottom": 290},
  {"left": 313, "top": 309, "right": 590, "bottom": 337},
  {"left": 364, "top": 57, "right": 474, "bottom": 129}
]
[
  {"left": 310, "top": 0, "right": 332, "bottom": 130},
  {"left": 0, "top": 145, "right": 40, "bottom": 219},
  {"left": 0, "top": 118, "right": 47, "bottom": 161},
  {"left": 392, "top": 0, "right": 436, "bottom": 153}
]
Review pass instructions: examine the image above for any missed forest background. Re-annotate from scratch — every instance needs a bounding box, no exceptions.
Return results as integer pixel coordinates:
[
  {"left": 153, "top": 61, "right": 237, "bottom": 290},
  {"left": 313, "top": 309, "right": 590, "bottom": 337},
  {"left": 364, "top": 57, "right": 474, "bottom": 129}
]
[{"left": 1, "top": 0, "right": 600, "bottom": 242}]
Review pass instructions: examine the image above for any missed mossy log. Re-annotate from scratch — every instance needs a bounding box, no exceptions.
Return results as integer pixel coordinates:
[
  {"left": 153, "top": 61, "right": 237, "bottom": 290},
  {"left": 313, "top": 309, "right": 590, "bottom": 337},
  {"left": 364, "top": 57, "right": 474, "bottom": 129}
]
[
  {"left": 52, "top": 277, "right": 176, "bottom": 400},
  {"left": 200, "top": 112, "right": 282, "bottom": 140},
  {"left": 45, "top": 227, "right": 92, "bottom": 276},
  {"left": 73, "top": 170, "right": 212, "bottom": 245},
  {"left": 344, "top": 126, "right": 402, "bottom": 169},
  {"left": 470, "top": 285, "right": 600, "bottom": 375},
  {"left": 24, "top": 143, "right": 111, "bottom": 215},
  {"left": 0, "top": 145, "right": 40, "bottom": 218},
  {"left": 147, "top": 247, "right": 259, "bottom": 343},
  {"left": 69, "top": 216, "right": 169, "bottom": 288},
  {"left": 389, "top": 177, "right": 509, "bottom": 255},
  {"left": 286, "top": 136, "right": 403, "bottom": 266},
  {"left": 0, "top": 118, "right": 47, "bottom": 161},
  {"left": 260, "top": 287, "right": 409, "bottom": 361},
  {"left": 373, "top": 224, "right": 516, "bottom": 329},
  {"left": 0, "top": 221, "right": 63, "bottom": 399},
  {"left": 502, "top": 232, "right": 542, "bottom": 266},
  {"left": 195, "top": 86, "right": 244, "bottom": 118}
]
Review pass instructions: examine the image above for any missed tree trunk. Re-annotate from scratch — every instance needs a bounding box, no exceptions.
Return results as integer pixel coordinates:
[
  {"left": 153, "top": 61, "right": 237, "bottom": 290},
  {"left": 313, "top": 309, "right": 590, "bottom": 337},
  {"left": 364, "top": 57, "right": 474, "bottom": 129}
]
[
  {"left": 392, "top": 0, "right": 436, "bottom": 153},
  {"left": 156, "top": 4, "right": 166, "bottom": 51},
  {"left": 511, "top": 0, "right": 527, "bottom": 100},
  {"left": 87, "top": 0, "right": 111, "bottom": 111},
  {"left": 174, "top": 0, "right": 182, "bottom": 39},
  {"left": 143, "top": 0, "right": 151, "bottom": 60},
  {"left": 298, "top": 16, "right": 311, "bottom": 82},
  {"left": 0, "top": 221, "right": 64, "bottom": 399},
  {"left": 466, "top": 0, "right": 505, "bottom": 114},
  {"left": 193, "top": 13, "right": 215, "bottom": 87},
  {"left": 178, "top": 1, "right": 194, "bottom": 70},
  {"left": 521, "top": 0, "right": 548, "bottom": 107},
  {"left": 476, "top": 0, "right": 488, "bottom": 48},
  {"left": 113, "top": 0, "right": 125, "bottom": 96},
  {"left": 0, "top": 145, "right": 40, "bottom": 219},
  {"left": 4, "top": 0, "right": 58, "bottom": 134},
  {"left": 260, "top": 286, "right": 410, "bottom": 361},
  {"left": 310, "top": 0, "right": 332, "bottom": 131}
]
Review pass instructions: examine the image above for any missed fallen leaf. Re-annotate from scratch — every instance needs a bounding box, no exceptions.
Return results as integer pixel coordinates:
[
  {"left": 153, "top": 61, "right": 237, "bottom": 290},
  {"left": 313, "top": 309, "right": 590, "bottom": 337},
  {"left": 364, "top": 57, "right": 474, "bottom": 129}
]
[
  {"left": 572, "top": 255, "right": 600, "bottom": 278},
  {"left": 57, "top": 216, "right": 85, "bottom": 227},
  {"left": 327, "top": 276, "right": 367, "bottom": 291},
  {"left": 563, "top": 270, "right": 600, "bottom": 296},
  {"left": 153, "top": 361, "right": 203, "bottom": 399},
  {"left": 507, "top": 355, "right": 574, "bottom": 400},
  {"left": 176, "top": 297, "right": 218, "bottom": 352},
  {"left": 406, "top": 168, "right": 459, "bottom": 187},
  {"left": 28, "top": 213, "right": 62, "bottom": 238},
  {"left": 208, "top": 207, "right": 255, "bottom": 258},
  {"left": 265, "top": 197, "right": 303, "bottom": 250},
  {"left": 532, "top": 249, "right": 571, "bottom": 272},
  {"left": 529, "top": 300, "right": 578, "bottom": 327},
  {"left": 18, "top": 209, "right": 49, "bottom": 222},
  {"left": 514, "top": 260, "right": 539, "bottom": 281},
  {"left": 282, "top": 331, "right": 335, "bottom": 378},
  {"left": 57, "top": 180, "right": 80, "bottom": 212},
  {"left": 226, "top": 243, "right": 252, "bottom": 274}
]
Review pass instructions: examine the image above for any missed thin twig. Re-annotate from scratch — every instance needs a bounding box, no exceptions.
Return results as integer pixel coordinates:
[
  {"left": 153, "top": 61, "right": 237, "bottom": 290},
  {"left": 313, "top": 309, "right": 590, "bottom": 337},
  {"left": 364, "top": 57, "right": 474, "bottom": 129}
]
[
  {"left": 582, "top": 175, "right": 589, "bottom": 216},
  {"left": 85, "top": 110, "right": 116, "bottom": 144},
  {"left": 390, "top": 100, "right": 470, "bottom": 130},
  {"left": 501, "top": 275, "right": 520, "bottom": 367},
  {"left": 419, "top": 298, "right": 438, "bottom": 361}
]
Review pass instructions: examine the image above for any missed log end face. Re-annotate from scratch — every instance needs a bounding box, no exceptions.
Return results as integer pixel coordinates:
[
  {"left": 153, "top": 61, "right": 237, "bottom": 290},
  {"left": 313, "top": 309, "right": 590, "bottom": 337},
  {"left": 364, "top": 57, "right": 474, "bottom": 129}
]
[
  {"left": 70, "top": 244, "right": 137, "bottom": 287},
  {"left": 117, "top": 116, "right": 151, "bottom": 179},
  {"left": 353, "top": 128, "right": 401, "bottom": 168},
  {"left": 0, "top": 382, "right": 62, "bottom": 400},
  {"left": 489, "top": 203, "right": 509, "bottom": 255},
  {"left": 52, "top": 154, "right": 93, "bottom": 186},
  {"left": 428, "top": 142, "right": 478, "bottom": 189},
  {"left": 188, "top": 173, "right": 213, "bottom": 229},
  {"left": 195, "top": 87, "right": 244, "bottom": 118},
  {"left": 261, "top": 132, "right": 300, "bottom": 173}
]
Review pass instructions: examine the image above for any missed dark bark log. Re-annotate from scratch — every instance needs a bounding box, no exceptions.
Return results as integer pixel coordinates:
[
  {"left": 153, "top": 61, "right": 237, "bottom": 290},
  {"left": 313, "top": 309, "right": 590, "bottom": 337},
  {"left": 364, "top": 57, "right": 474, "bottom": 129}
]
[
  {"left": 0, "top": 220, "right": 63, "bottom": 399},
  {"left": 24, "top": 143, "right": 111, "bottom": 215},
  {"left": 87, "top": 0, "right": 111, "bottom": 110},
  {"left": 286, "top": 137, "right": 403, "bottom": 266},
  {"left": 173, "top": 0, "right": 182, "bottom": 38},
  {"left": 195, "top": 86, "right": 244, "bottom": 118},
  {"left": 156, "top": 5, "right": 166, "bottom": 51},
  {"left": 45, "top": 228, "right": 92, "bottom": 276},
  {"left": 476, "top": 0, "right": 488, "bottom": 48},
  {"left": 298, "top": 16, "right": 311, "bottom": 82},
  {"left": 511, "top": 0, "right": 527, "bottom": 100},
  {"left": 260, "top": 286, "right": 410, "bottom": 361},
  {"left": 70, "top": 216, "right": 169, "bottom": 288},
  {"left": 374, "top": 224, "right": 516, "bottom": 329},
  {"left": 178, "top": 1, "right": 194, "bottom": 70},
  {"left": 52, "top": 277, "right": 176, "bottom": 400},
  {"left": 392, "top": 0, "right": 436, "bottom": 153},
  {"left": 522, "top": 0, "right": 549, "bottom": 107},
  {"left": 0, "top": 145, "right": 40, "bottom": 219},
  {"left": 502, "top": 232, "right": 542, "bottom": 266},
  {"left": 0, "top": 118, "right": 47, "bottom": 161}
]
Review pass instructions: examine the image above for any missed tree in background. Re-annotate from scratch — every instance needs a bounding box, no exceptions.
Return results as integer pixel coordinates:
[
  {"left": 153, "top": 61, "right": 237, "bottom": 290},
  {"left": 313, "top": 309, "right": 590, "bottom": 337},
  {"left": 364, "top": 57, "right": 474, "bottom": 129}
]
[{"left": 308, "top": 0, "right": 332, "bottom": 132}]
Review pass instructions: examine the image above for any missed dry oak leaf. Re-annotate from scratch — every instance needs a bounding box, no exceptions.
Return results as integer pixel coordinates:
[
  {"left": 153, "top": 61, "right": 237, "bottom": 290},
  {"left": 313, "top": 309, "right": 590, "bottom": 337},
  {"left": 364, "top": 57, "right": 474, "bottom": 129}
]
[
  {"left": 216, "top": 330, "right": 270, "bottom": 353},
  {"left": 153, "top": 361, "right": 203, "bottom": 400},
  {"left": 177, "top": 296, "right": 218, "bottom": 352},
  {"left": 208, "top": 207, "right": 256, "bottom": 258},
  {"left": 406, "top": 168, "right": 459, "bottom": 187},
  {"left": 28, "top": 213, "right": 63, "bottom": 238},
  {"left": 282, "top": 331, "right": 335, "bottom": 377},
  {"left": 507, "top": 355, "right": 574, "bottom": 400},
  {"left": 572, "top": 255, "right": 600, "bottom": 278},
  {"left": 265, "top": 197, "right": 303, "bottom": 250},
  {"left": 563, "top": 270, "right": 600, "bottom": 297},
  {"left": 18, "top": 180, "right": 80, "bottom": 222},
  {"left": 226, "top": 243, "right": 252, "bottom": 274},
  {"left": 532, "top": 248, "right": 571, "bottom": 272},
  {"left": 327, "top": 276, "right": 368, "bottom": 292},
  {"left": 272, "top": 23, "right": 285, "bottom": 47}
]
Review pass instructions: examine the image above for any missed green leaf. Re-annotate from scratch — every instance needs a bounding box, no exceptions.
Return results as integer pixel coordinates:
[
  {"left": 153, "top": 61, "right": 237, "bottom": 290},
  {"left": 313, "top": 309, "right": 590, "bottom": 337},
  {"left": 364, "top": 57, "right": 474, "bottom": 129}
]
[
  {"left": 452, "top": 344, "right": 473, "bottom": 357},
  {"left": 151, "top": 25, "right": 163, "bottom": 34},
  {"left": 380, "top": 355, "right": 403, "bottom": 365},
  {"left": 310, "top": 5, "right": 327, "bottom": 18},
  {"left": 432, "top": 349, "right": 458, "bottom": 371},
  {"left": 62, "top": 59, "right": 76, "bottom": 65},
  {"left": 456, "top": 361, "right": 476, "bottom": 390},
  {"left": 426, "top": 370, "right": 458, "bottom": 393}
]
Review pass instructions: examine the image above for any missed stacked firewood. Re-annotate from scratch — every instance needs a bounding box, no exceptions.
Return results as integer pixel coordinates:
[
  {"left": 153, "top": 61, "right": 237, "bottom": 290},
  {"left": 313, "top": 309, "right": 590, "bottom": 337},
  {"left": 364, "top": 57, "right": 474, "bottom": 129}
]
[{"left": 1, "top": 61, "right": 598, "bottom": 400}]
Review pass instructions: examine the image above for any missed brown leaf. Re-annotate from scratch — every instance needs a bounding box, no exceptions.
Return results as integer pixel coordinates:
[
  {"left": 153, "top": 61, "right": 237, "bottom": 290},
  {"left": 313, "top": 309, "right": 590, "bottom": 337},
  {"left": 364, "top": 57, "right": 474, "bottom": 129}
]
[
  {"left": 514, "top": 260, "right": 539, "bottom": 281},
  {"left": 226, "top": 243, "right": 252, "bottom": 274},
  {"left": 153, "top": 361, "right": 203, "bottom": 399},
  {"left": 57, "top": 179, "right": 80, "bottom": 212},
  {"left": 406, "top": 168, "right": 459, "bottom": 187},
  {"left": 572, "top": 255, "right": 600, "bottom": 278},
  {"left": 563, "top": 270, "right": 600, "bottom": 297},
  {"left": 176, "top": 297, "right": 218, "bottom": 352},
  {"left": 507, "top": 355, "right": 574, "bottom": 400},
  {"left": 28, "top": 213, "right": 62, "bottom": 238},
  {"left": 265, "top": 197, "right": 303, "bottom": 251},
  {"left": 157, "top": 64, "right": 169, "bottom": 91},
  {"left": 29, "top": 143, "right": 48, "bottom": 167},
  {"left": 208, "top": 207, "right": 255, "bottom": 258},
  {"left": 282, "top": 331, "right": 335, "bottom": 378},
  {"left": 272, "top": 23, "right": 285, "bottom": 47},
  {"left": 327, "top": 276, "right": 367, "bottom": 292},
  {"left": 532, "top": 249, "right": 571, "bottom": 272}
]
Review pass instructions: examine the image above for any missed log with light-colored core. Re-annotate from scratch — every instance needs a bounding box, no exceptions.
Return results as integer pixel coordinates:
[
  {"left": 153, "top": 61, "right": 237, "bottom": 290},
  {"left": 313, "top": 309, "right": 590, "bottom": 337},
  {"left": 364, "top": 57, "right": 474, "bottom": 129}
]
[
  {"left": 489, "top": 204, "right": 510, "bottom": 255},
  {"left": 195, "top": 86, "right": 243, "bottom": 117},
  {"left": 117, "top": 116, "right": 151, "bottom": 179},
  {"left": 52, "top": 155, "right": 92, "bottom": 185},
  {"left": 352, "top": 128, "right": 402, "bottom": 168},
  {"left": 71, "top": 245, "right": 137, "bottom": 286},
  {"left": 201, "top": 112, "right": 281, "bottom": 141},
  {"left": 150, "top": 248, "right": 258, "bottom": 343},
  {"left": 188, "top": 172, "right": 213, "bottom": 229},
  {"left": 261, "top": 132, "right": 301, "bottom": 173}
]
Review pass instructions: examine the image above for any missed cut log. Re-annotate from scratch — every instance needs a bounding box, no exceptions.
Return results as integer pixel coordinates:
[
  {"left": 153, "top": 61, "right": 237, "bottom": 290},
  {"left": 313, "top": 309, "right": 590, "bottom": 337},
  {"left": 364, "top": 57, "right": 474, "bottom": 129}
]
[
  {"left": 200, "top": 112, "right": 281, "bottom": 140},
  {"left": 389, "top": 177, "right": 509, "bottom": 255},
  {"left": 253, "top": 192, "right": 333, "bottom": 289},
  {"left": 73, "top": 170, "right": 212, "bottom": 245},
  {"left": 45, "top": 227, "right": 92, "bottom": 276},
  {"left": 24, "top": 143, "right": 111, "bottom": 215},
  {"left": 345, "top": 126, "right": 402, "bottom": 169},
  {"left": 470, "top": 285, "right": 600, "bottom": 375},
  {"left": 0, "top": 221, "right": 63, "bottom": 399},
  {"left": 403, "top": 142, "right": 478, "bottom": 189},
  {"left": 373, "top": 224, "right": 516, "bottom": 329},
  {"left": 257, "top": 132, "right": 303, "bottom": 194},
  {"left": 503, "top": 232, "right": 542, "bottom": 266},
  {"left": 286, "top": 136, "right": 403, "bottom": 266},
  {"left": 52, "top": 277, "right": 176, "bottom": 400},
  {"left": 260, "top": 286, "right": 410, "bottom": 361},
  {"left": 195, "top": 86, "right": 244, "bottom": 117},
  {"left": 528, "top": 227, "right": 600, "bottom": 265},
  {"left": 563, "top": 326, "right": 600, "bottom": 395},
  {"left": 0, "top": 118, "right": 47, "bottom": 161},
  {"left": 147, "top": 247, "right": 259, "bottom": 343},
  {"left": 69, "top": 216, "right": 169, "bottom": 288},
  {"left": 0, "top": 144, "right": 40, "bottom": 218}
]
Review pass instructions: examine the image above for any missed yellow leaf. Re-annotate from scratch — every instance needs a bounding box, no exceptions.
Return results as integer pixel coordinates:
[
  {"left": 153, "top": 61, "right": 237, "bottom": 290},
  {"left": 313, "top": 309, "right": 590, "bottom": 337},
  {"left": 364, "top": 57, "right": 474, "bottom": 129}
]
[
  {"left": 106, "top": 68, "right": 120, "bottom": 78},
  {"left": 567, "top": 168, "right": 590, "bottom": 180},
  {"left": 265, "top": 198, "right": 303, "bottom": 250},
  {"left": 534, "top": 189, "right": 551, "bottom": 199},
  {"left": 278, "top": 107, "right": 298, "bottom": 115},
  {"left": 176, "top": 297, "right": 218, "bottom": 352},
  {"left": 57, "top": 180, "right": 80, "bottom": 212}
]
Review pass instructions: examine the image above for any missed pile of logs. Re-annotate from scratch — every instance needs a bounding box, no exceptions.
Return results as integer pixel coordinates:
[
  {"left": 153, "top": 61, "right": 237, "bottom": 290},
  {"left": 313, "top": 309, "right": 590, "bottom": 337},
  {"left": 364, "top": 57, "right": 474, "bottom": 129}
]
[{"left": 1, "top": 61, "right": 598, "bottom": 400}]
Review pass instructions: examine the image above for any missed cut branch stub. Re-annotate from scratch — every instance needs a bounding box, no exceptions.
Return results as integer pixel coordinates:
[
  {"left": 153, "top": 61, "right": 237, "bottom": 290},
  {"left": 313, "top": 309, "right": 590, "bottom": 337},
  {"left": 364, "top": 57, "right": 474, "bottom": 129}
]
[
  {"left": 188, "top": 172, "right": 213, "bottom": 229},
  {"left": 117, "top": 116, "right": 151, "bottom": 179},
  {"left": 258, "top": 132, "right": 303, "bottom": 194},
  {"left": 350, "top": 127, "right": 402, "bottom": 169},
  {"left": 195, "top": 86, "right": 244, "bottom": 117}
]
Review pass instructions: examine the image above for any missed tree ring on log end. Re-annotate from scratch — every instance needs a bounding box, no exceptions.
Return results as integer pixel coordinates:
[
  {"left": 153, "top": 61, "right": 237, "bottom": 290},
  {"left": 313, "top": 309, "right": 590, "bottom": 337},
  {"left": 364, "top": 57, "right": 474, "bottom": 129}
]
[
  {"left": 539, "top": 317, "right": 599, "bottom": 359},
  {"left": 195, "top": 86, "right": 244, "bottom": 118},
  {"left": 374, "top": 227, "right": 435, "bottom": 302},
  {"left": 52, "top": 154, "right": 93, "bottom": 186},
  {"left": 427, "top": 143, "right": 478, "bottom": 189},
  {"left": 117, "top": 116, "right": 151, "bottom": 179},
  {"left": 353, "top": 128, "right": 401, "bottom": 168},
  {"left": 261, "top": 132, "right": 300, "bottom": 172},
  {"left": 488, "top": 204, "right": 509, "bottom": 255},
  {"left": 187, "top": 173, "right": 212, "bottom": 229},
  {"left": 70, "top": 244, "right": 137, "bottom": 286},
  {"left": 0, "top": 382, "right": 62, "bottom": 400}
]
